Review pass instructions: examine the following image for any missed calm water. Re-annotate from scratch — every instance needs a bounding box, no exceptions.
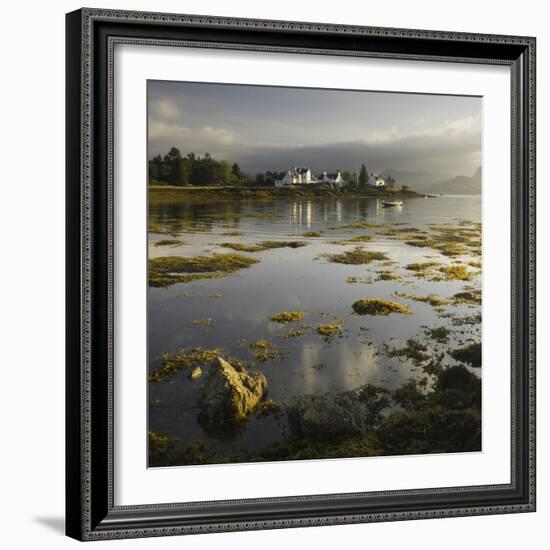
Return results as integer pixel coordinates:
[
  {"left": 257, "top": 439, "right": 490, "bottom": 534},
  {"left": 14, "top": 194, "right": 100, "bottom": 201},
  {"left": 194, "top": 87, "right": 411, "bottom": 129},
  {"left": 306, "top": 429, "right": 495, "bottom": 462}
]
[{"left": 148, "top": 195, "right": 481, "bottom": 459}]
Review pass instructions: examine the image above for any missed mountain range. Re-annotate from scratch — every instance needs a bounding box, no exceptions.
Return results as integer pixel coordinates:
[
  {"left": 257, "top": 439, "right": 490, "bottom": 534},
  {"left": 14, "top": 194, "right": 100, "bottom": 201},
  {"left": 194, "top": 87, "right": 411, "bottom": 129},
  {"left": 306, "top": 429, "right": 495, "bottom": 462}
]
[{"left": 381, "top": 167, "right": 481, "bottom": 195}]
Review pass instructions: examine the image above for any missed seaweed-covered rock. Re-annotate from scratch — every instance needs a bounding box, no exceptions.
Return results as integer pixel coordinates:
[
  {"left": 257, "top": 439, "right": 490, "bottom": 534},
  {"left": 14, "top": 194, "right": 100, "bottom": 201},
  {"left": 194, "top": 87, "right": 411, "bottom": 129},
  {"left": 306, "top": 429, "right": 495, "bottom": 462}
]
[
  {"left": 376, "top": 406, "right": 481, "bottom": 455},
  {"left": 352, "top": 298, "right": 411, "bottom": 316},
  {"left": 188, "top": 366, "right": 202, "bottom": 380},
  {"left": 451, "top": 342, "right": 481, "bottom": 368},
  {"left": 287, "top": 384, "right": 391, "bottom": 440},
  {"left": 198, "top": 357, "right": 267, "bottom": 428},
  {"left": 287, "top": 393, "right": 367, "bottom": 439}
]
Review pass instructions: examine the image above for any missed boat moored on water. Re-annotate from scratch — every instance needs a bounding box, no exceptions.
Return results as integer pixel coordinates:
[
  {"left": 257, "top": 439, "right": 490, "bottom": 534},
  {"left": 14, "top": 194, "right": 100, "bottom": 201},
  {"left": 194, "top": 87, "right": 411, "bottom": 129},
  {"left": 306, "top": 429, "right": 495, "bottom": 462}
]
[{"left": 382, "top": 201, "right": 404, "bottom": 208}]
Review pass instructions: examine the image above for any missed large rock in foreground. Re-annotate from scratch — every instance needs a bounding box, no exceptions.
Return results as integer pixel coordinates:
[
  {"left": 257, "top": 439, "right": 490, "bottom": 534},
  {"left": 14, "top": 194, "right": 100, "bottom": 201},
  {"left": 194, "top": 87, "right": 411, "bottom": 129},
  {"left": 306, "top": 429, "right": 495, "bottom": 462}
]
[
  {"left": 287, "top": 394, "right": 367, "bottom": 439},
  {"left": 287, "top": 385, "right": 391, "bottom": 440},
  {"left": 198, "top": 357, "right": 267, "bottom": 428}
]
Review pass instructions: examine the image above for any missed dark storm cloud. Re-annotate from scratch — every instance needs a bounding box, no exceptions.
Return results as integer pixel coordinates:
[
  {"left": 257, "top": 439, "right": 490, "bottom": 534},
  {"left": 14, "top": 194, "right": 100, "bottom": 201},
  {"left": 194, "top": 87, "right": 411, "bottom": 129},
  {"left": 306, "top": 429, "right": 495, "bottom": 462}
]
[{"left": 148, "top": 80, "right": 481, "bottom": 177}]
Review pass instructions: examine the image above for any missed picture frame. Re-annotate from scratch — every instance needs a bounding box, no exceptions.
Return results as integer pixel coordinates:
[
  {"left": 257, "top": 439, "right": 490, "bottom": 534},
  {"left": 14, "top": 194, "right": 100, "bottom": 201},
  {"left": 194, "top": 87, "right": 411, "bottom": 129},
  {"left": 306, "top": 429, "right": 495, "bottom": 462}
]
[{"left": 65, "top": 7, "right": 536, "bottom": 541}]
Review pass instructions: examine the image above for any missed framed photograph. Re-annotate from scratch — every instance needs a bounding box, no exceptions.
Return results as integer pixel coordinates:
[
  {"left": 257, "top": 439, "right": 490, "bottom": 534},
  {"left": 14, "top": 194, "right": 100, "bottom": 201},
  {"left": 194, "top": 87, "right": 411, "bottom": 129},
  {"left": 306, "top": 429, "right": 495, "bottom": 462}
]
[{"left": 66, "top": 8, "right": 536, "bottom": 541}]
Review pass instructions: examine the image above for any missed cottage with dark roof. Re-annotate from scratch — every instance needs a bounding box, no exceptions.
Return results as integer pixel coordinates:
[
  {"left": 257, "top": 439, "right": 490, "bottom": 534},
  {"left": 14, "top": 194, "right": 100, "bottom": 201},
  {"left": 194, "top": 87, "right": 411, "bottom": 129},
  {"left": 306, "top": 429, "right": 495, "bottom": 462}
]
[
  {"left": 318, "top": 171, "right": 346, "bottom": 187},
  {"left": 275, "top": 166, "right": 316, "bottom": 187}
]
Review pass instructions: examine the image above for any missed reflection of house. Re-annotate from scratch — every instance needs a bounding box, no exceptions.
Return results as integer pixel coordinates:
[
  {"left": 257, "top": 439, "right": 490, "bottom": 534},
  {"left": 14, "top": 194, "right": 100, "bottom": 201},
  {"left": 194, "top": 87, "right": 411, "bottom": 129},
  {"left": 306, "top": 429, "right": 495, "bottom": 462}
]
[
  {"left": 318, "top": 171, "right": 346, "bottom": 187},
  {"left": 275, "top": 167, "right": 316, "bottom": 187}
]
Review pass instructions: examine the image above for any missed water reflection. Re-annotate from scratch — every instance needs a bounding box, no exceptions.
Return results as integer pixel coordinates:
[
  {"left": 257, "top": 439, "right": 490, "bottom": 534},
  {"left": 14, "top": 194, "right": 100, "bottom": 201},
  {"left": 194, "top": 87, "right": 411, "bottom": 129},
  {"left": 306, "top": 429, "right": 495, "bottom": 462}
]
[{"left": 148, "top": 195, "right": 482, "bottom": 459}]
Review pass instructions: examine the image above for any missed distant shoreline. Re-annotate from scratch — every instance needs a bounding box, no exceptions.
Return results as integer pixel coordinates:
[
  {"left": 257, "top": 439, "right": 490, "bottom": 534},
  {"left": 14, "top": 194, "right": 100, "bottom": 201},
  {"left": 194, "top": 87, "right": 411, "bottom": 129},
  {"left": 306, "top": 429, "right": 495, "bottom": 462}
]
[{"left": 148, "top": 184, "right": 426, "bottom": 201}]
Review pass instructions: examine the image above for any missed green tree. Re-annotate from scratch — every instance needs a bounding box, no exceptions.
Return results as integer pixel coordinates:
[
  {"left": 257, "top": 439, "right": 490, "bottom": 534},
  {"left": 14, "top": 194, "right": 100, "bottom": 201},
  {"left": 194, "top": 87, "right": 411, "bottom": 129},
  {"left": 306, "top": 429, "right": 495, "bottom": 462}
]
[
  {"left": 165, "top": 147, "right": 182, "bottom": 162},
  {"left": 148, "top": 155, "right": 163, "bottom": 182},
  {"left": 220, "top": 160, "right": 234, "bottom": 185},
  {"left": 342, "top": 170, "right": 354, "bottom": 185},
  {"left": 359, "top": 163, "right": 368, "bottom": 187},
  {"left": 254, "top": 173, "right": 266, "bottom": 186},
  {"left": 231, "top": 162, "right": 245, "bottom": 184},
  {"left": 161, "top": 147, "right": 183, "bottom": 182},
  {"left": 176, "top": 158, "right": 192, "bottom": 185}
]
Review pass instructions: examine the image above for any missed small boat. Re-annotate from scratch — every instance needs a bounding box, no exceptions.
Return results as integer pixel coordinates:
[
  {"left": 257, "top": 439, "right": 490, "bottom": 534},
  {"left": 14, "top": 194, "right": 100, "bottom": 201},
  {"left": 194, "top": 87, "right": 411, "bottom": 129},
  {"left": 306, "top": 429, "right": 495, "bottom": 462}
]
[{"left": 382, "top": 201, "right": 403, "bottom": 208}]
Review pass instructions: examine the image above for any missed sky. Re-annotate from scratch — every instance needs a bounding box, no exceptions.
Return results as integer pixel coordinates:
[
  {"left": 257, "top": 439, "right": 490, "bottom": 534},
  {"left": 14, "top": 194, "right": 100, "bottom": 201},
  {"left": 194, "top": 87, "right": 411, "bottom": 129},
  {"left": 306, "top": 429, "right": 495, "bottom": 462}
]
[{"left": 148, "top": 80, "right": 482, "bottom": 178}]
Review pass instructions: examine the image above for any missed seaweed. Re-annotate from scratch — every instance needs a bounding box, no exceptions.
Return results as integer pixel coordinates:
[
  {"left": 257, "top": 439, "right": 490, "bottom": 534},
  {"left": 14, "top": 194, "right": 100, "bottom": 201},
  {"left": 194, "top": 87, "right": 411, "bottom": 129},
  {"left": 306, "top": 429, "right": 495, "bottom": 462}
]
[
  {"left": 149, "top": 347, "right": 222, "bottom": 381},
  {"left": 376, "top": 406, "right": 481, "bottom": 455},
  {"left": 279, "top": 325, "right": 309, "bottom": 339},
  {"left": 317, "top": 322, "right": 344, "bottom": 338},
  {"left": 452, "top": 290, "right": 482, "bottom": 305},
  {"left": 149, "top": 220, "right": 210, "bottom": 236},
  {"left": 220, "top": 240, "right": 307, "bottom": 252},
  {"left": 249, "top": 339, "right": 281, "bottom": 362},
  {"left": 355, "top": 384, "right": 392, "bottom": 425},
  {"left": 148, "top": 252, "right": 258, "bottom": 287},
  {"left": 256, "top": 399, "right": 283, "bottom": 417},
  {"left": 325, "top": 248, "right": 389, "bottom": 265},
  {"left": 340, "top": 221, "right": 382, "bottom": 229},
  {"left": 149, "top": 271, "right": 223, "bottom": 287},
  {"left": 148, "top": 432, "right": 216, "bottom": 467},
  {"left": 399, "top": 224, "right": 481, "bottom": 256},
  {"left": 376, "top": 365, "right": 481, "bottom": 454},
  {"left": 332, "top": 235, "right": 373, "bottom": 244},
  {"left": 450, "top": 313, "right": 482, "bottom": 326},
  {"left": 395, "top": 292, "right": 449, "bottom": 307},
  {"left": 218, "top": 242, "right": 264, "bottom": 253},
  {"left": 154, "top": 239, "right": 185, "bottom": 247},
  {"left": 425, "top": 326, "right": 450, "bottom": 343},
  {"left": 451, "top": 342, "right": 482, "bottom": 367},
  {"left": 269, "top": 311, "right": 306, "bottom": 324},
  {"left": 249, "top": 433, "right": 383, "bottom": 462},
  {"left": 437, "top": 243, "right": 469, "bottom": 257},
  {"left": 392, "top": 380, "right": 426, "bottom": 409},
  {"left": 405, "top": 262, "right": 441, "bottom": 272},
  {"left": 387, "top": 338, "right": 430, "bottom": 365},
  {"left": 376, "top": 270, "right": 401, "bottom": 281},
  {"left": 352, "top": 299, "right": 411, "bottom": 316},
  {"left": 438, "top": 265, "right": 472, "bottom": 281}
]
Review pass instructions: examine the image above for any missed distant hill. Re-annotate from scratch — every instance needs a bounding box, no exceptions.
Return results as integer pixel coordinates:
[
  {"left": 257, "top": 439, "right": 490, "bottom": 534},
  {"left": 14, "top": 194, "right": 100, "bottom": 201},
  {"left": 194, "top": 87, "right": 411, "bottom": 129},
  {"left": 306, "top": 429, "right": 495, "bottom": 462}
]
[
  {"left": 380, "top": 169, "right": 452, "bottom": 192},
  {"left": 430, "top": 167, "right": 482, "bottom": 195},
  {"left": 382, "top": 167, "right": 481, "bottom": 196}
]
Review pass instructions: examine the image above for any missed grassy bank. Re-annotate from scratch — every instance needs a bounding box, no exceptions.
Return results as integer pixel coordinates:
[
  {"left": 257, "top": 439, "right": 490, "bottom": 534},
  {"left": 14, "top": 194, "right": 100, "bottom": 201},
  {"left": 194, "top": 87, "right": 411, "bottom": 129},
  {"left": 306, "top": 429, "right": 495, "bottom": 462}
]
[{"left": 149, "top": 184, "right": 424, "bottom": 202}]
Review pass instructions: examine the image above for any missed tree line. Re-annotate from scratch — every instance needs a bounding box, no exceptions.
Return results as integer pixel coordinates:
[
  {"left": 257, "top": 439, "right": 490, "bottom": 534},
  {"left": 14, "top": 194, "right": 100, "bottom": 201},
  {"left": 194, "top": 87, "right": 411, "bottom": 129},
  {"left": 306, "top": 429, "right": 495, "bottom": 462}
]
[
  {"left": 148, "top": 147, "right": 246, "bottom": 186},
  {"left": 149, "top": 147, "right": 399, "bottom": 189}
]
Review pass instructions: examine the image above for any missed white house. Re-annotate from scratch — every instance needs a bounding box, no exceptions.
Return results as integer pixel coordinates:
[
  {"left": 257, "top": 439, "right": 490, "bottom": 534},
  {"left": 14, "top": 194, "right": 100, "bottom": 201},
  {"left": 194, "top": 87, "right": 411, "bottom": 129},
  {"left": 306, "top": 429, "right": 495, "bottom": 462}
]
[
  {"left": 275, "top": 167, "right": 316, "bottom": 187},
  {"left": 318, "top": 171, "right": 346, "bottom": 188},
  {"left": 368, "top": 173, "right": 386, "bottom": 187}
]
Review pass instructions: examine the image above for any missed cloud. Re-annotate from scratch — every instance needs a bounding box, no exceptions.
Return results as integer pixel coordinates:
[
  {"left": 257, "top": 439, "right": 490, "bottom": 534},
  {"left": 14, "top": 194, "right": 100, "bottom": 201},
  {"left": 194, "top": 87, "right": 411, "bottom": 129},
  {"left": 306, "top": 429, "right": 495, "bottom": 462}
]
[
  {"left": 148, "top": 93, "right": 480, "bottom": 177},
  {"left": 148, "top": 94, "right": 242, "bottom": 158},
  {"left": 149, "top": 121, "right": 239, "bottom": 148},
  {"left": 149, "top": 96, "right": 182, "bottom": 121},
  {"left": 365, "top": 113, "right": 480, "bottom": 145},
  {"left": 235, "top": 119, "right": 481, "bottom": 177},
  {"left": 149, "top": 123, "right": 241, "bottom": 158}
]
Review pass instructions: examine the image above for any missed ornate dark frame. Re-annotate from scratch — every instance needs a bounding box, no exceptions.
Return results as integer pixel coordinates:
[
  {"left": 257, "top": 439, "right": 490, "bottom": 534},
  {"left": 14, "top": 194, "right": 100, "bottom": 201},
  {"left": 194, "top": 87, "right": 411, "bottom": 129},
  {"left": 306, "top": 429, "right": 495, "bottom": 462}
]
[{"left": 66, "top": 7, "right": 536, "bottom": 541}]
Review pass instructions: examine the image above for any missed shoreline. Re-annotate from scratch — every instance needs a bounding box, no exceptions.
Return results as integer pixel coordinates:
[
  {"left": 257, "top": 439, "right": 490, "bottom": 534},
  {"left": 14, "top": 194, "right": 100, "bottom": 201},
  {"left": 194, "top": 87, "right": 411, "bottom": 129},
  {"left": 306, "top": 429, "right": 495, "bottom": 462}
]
[{"left": 148, "top": 184, "right": 427, "bottom": 201}]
